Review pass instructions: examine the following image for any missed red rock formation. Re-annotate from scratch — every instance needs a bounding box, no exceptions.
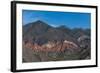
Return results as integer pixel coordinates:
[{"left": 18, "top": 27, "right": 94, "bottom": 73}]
[{"left": 23, "top": 40, "right": 79, "bottom": 52}]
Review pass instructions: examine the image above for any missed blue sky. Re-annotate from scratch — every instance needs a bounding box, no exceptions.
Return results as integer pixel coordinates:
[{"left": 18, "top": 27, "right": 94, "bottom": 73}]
[{"left": 22, "top": 10, "right": 91, "bottom": 29}]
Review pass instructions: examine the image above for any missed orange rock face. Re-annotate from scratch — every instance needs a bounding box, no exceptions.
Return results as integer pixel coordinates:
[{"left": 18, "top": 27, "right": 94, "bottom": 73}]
[{"left": 23, "top": 40, "right": 79, "bottom": 52}]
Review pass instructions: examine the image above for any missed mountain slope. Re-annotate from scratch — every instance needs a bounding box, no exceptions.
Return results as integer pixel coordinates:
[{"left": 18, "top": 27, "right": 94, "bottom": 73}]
[
  {"left": 22, "top": 20, "right": 91, "bottom": 62},
  {"left": 23, "top": 20, "right": 79, "bottom": 45}
]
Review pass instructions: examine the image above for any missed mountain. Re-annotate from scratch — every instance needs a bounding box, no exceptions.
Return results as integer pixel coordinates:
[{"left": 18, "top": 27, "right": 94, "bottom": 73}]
[
  {"left": 23, "top": 20, "right": 51, "bottom": 39},
  {"left": 23, "top": 20, "right": 80, "bottom": 45},
  {"left": 23, "top": 20, "right": 90, "bottom": 46},
  {"left": 22, "top": 20, "right": 91, "bottom": 62}
]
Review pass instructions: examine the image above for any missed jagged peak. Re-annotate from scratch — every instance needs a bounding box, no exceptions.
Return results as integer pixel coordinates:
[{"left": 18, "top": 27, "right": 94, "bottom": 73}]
[{"left": 33, "top": 20, "right": 47, "bottom": 24}]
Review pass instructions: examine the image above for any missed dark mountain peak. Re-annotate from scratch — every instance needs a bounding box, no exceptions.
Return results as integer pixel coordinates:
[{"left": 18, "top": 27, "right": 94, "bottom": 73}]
[
  {"left": 57, "top": 25, "right": 71, "bottom": 33},
  {"left": 31, "top": 20, "right": 52, "bottom": 30},
  {"left": 23, "top": 20, "right": 52, "bottom": 38},
  {"left": 33, "top": 20, "right": 47, "bottom": 25},
  {"left": 24, "top": 20, "right": 51, "bottom": 31}
]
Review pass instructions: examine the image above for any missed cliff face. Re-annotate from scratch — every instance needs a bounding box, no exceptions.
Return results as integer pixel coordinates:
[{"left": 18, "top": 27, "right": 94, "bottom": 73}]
[{"left": 22, "top": 20, "right": 91, "bottom": 62}]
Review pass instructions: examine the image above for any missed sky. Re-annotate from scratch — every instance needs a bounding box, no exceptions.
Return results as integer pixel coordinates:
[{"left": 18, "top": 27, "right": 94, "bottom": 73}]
[{"left": 22, "top": 10, "right": 91, "bottom": 29}]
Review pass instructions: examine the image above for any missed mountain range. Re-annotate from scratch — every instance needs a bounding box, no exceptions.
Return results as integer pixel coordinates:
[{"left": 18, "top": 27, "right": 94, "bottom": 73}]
[
  {"left": 22, "top": 20, "right": 91, "bottom": 62},
  {"left": 23, "top": 20, "right": 90, "bottom": 45}
]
